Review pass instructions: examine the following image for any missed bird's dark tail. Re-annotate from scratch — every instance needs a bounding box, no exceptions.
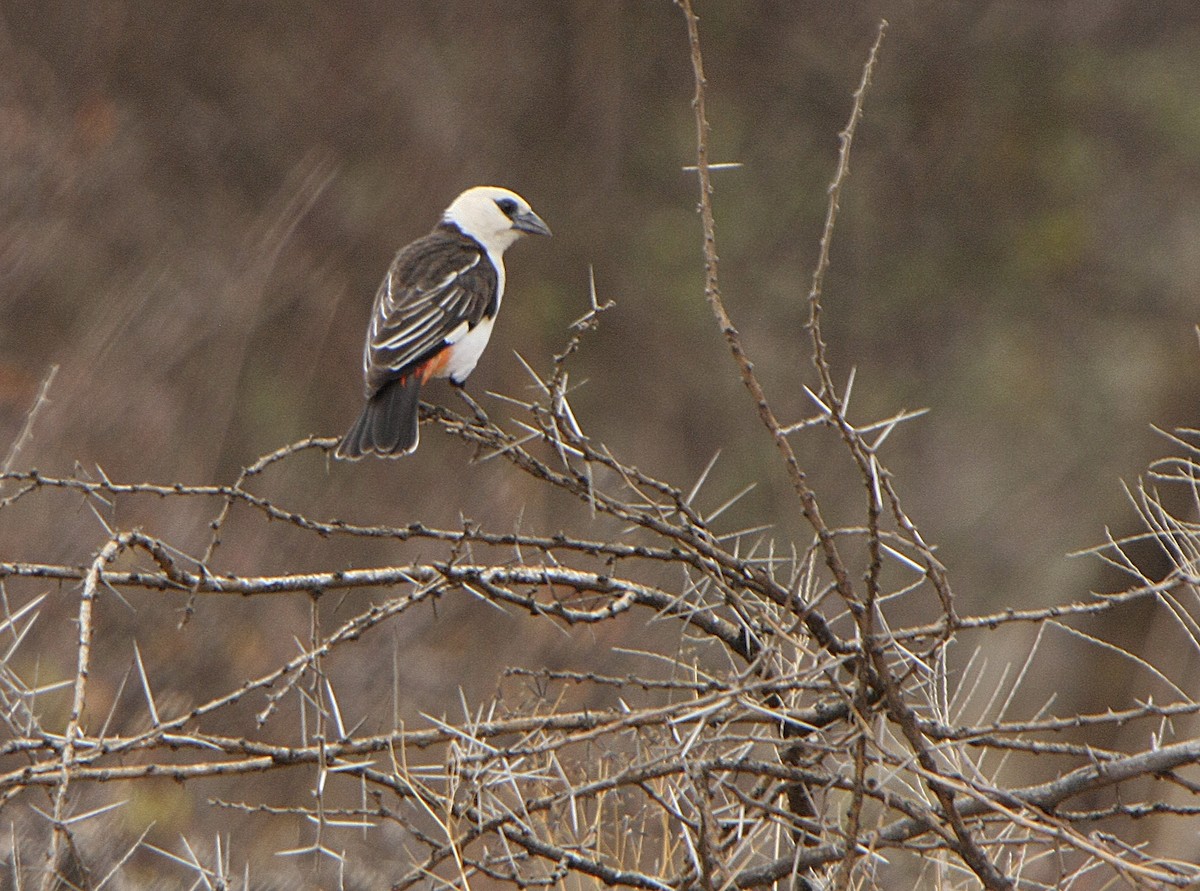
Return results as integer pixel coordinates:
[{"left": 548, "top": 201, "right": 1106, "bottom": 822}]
[{"left": 334, "top": 376, "right": 422, "bottom": 460}]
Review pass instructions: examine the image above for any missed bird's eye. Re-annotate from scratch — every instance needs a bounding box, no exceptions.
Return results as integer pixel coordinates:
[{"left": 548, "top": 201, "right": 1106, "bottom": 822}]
[{"left": 495, "top": 198, "right": 519, "bottom": 217}]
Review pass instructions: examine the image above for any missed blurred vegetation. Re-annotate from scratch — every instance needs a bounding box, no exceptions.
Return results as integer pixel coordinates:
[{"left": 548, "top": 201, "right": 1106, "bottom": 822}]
[{"left": 2, "top": 0, "right": 1200, "bottom": 883}]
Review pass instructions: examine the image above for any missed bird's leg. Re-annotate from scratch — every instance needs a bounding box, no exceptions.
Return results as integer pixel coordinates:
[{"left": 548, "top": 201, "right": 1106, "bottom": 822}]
[
  {"left": 451, "top": 381, "right": 492, "bottom": 462},
  {"left": 449, "top": 379, "right": 486, "bottom": 422}
]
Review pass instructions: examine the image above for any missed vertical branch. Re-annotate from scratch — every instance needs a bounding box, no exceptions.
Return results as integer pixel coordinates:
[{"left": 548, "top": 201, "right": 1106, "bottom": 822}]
[
  {"left": 42, "top": 533, "right": 125, "bottom": 891},
  {"left": 833, "top": 705, "right": 871, "bottom": 891},
  {"left": 800, "top": 20, "right": 888, "bottom": 563},
  {"left": 309, "top": 591, "right": 331, "bottom": 862},
  {"left": 806, "top": 23, "right": 887, "bottom": 405},
  {"left": 796, "top": 21, "right": 957, "bottom": 624},
  {"left": 2, "top": 364, "right": 58, "bottom": 478},
  {"left": 674, "top": 0, "right": 858, "bottom": 611},
  {"left": 798, "top": 19, "right": 957, "bottom": 623},
  {"left": 788, "top": 20, "right": 1002, "bottom": 888}
]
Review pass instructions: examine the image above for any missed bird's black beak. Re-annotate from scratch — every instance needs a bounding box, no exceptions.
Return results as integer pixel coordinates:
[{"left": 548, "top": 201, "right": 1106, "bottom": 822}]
[{"left": 513, "top": 209, "right": 552, "bottom": 237}]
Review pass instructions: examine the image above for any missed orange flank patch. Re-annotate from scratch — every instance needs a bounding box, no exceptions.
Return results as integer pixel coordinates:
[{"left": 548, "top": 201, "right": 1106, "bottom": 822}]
[{"left": 417, "top": 348, "right": 452, "bottom": 383}]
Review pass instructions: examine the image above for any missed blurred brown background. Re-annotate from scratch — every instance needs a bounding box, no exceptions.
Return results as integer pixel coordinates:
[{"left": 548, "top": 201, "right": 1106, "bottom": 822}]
[{"left": 2, "top": 0, "right": 1199, "bottom": 883}]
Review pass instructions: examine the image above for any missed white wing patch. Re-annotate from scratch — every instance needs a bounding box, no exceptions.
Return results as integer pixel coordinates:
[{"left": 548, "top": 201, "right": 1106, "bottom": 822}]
[
  {"left": 442, "top": 320, "right": 471, "bottom": 345},
  {"left": 442, "top": 316, "right": 496, "bottom": 383}
]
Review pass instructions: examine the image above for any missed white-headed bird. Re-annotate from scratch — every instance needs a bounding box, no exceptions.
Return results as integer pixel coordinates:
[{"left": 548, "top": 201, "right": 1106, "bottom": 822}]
[{"left": 335, "top": 186, "right": 550, "bottom": 459}]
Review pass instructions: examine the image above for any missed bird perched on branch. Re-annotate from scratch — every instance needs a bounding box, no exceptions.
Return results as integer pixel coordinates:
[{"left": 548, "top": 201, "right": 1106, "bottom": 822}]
[{"left": 335, "top": 186, "right": 551, "bottom": 459}]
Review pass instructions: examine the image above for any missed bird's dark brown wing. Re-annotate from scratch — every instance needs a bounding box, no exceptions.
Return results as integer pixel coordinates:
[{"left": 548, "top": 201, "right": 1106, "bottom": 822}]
[{"left": 363, "top": 227, "right": 498, "bottom": 397}]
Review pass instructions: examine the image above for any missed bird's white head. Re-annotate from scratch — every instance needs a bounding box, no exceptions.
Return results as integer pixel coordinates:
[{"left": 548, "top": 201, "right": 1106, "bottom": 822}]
[{"left": 443, "top": 186, "right": 551, "bottom": 255}]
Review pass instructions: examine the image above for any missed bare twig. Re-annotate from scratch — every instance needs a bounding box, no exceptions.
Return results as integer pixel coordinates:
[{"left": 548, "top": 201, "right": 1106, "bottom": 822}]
[{"left": 2, "top": 364, "right": 58, "bottom": 478}]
